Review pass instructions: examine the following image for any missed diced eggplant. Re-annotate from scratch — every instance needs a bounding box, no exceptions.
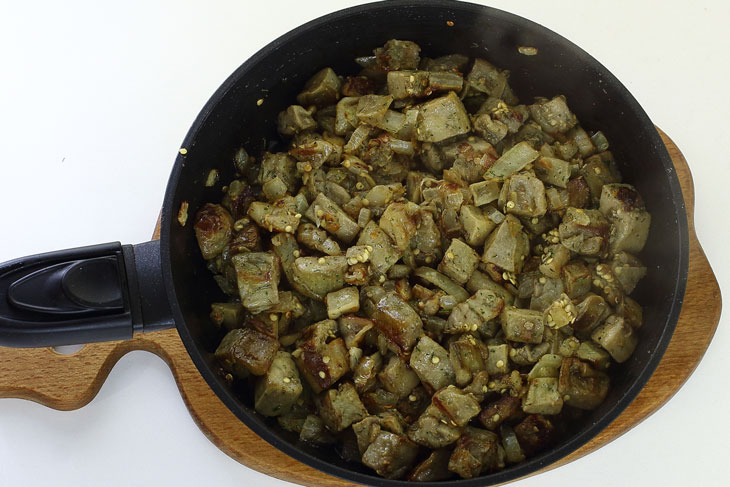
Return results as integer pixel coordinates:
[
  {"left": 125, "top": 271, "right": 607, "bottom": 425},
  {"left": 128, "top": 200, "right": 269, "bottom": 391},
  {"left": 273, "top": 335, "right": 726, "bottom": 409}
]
[
  {"left": 414, "top": 267, "right": 470, "bottom": 303},
  {"left": 544, "top": 293, "right": 577, "bottom": 330},
  {"left": 539, "top": 244, "right": 571, "bottom": 280},
  {"left": 449, "top": 334, "right": 486, "bottom": 386},
  {"left": 611, "top": 252, "right": 647, "bottom": 294},
  {"left": 357, "top": 94, "right": 394, "bottom": 125},
  {"left": 445, "top": 302, "right": 482, "bottom": 335},
  {"left": 317, "top": 381, "right": 368, "bottom": 432},
  {"left": 296, "top": 223, "right": 341, "bottom": 255},
  {"left": 277, "top": 105, "right": 317, "bottom": 136},
  {"left": 579, "top": 152, "right": 621, "bottom": 203},
  {"left": 194, "top": 203, "right": 233, "bottom": 260},
  {"left": 335, "top": 96, "right": 361, "bottom": 135},
  {"left": 534, "top": 156, "right": 571, "bottom": 188},
  {"left": 323, "top": 286, "right": 359, "bottom": 319},
  {"left": 232, "top": 252, "right": 280, "bottom": 313},
  {"left": 529, "top": 275, "right": 565, "bottom": 312},
  {"left": 566, "top": 176, "right": 591, "bottom": 208},
  {"left": 558, "top": 358, "right": 610, "bottom": 409},
  {"left": 558, "top": 207, "right": 611, "bottom": 256},
  {"left": 500, "top": 424, "right": 526, "bottom": 464},
  {"left": 407, "top": 449, "right": 453, "bottom": 482},
  {"left": 522, "top": 377, "right": 563, "bottom": 415},
  {"left": 361, "top": 286, "right": 424, "bottom": 356},
  {"left": 379, "top": 201, "right": 421, "bottom": 251},
  {"left": 562, "top": 261, "right": 592, "bottom": 299},
  {"left": 576, "top": 341, "right": 612, "bottom": 371},
  {"left": 379, "top": 355, "right": 421, "bottom": 399},
  {"left": 254, "top": 351, "right": 302, "bottom": 416},
  {"left": 466, "top": 270, "right": 515, "bottom": 306},
  {"left": 527, "top": 353, "right": 563, "bottom": 379},
  {"left": 616, "top": 295, "right": 643, "bottom": 329},
  {"left": 291, "top": 256, "right": 348, "bottom": 300},
  {"left": 439, "top": 238, "right": 480, "bottom": 284},
  {"left": 572, "top": 294, "right": 611, "bottom": 339},
  {"left": 481, "top": 214, "right": 530, "bottom": 273},
  {"left": 415, "top": 92, "right": 471, "bottom": 142},
  {"left": 466, "top": 58, "right": 518, "bottom": 103},
  {"left": 305, "top": 193, "right": 360, "bottom": 243},
  {"left": 299, "top": 414, "right": 336, "bottom": 445},
  {"left": 470, "top": 180, "right": 501, "bottom": 207},
  {"left": 297, "top": 67, "right": 341, "bottom": 107},
  {"left": 467, "top": 289, "right": 505, "bottom": 322},
  {"left": 591, "top": 315, "right": 638, "bottom": 363},
  {"left": 484, "top": 141, "right": 539, "bottom": 180},
  {"left": 528, "top": 96, "right": 577, "bottom": 135},
  {"left": 513, "top": 414, "right": 558, "bottom": 456},
  {"left": 362, "top": 431, "right": 420, "bottom": 479},
  {"left": 352, "top": 352, "right": 383, "bottom": 393},
  {"left": 479, "top": 394, "right": 523, "bottom": 430},
  {"left": 248, "top": 196, "right": 301, "bottom": 234},
  {"left": 294, "top": 336, "right": 349, "bottom": 393},
  {"left": 546, "top": 187, "right": 569, "bottom": 212},
  {"left": 500, "top": 307, "right": 544, "bottom": 344},
  {"left": 374, "top": 39, "right": 421, "bottom": 71},
  {"left": 499, "top": 173, "right": 547, "bottom": 217},
  {"left": 258, "top": 152, "right": 298, "bottom": 194},
  {"left": 424, "top": 386, "right": 481, "bottom": 435},
  {"left": 357, "top": 221, "right": 402, "bottom": 275},
  {"left": 215, "top": 327, "right": 280, "bottom": 377},
  {"left": 410, "top": 335, "right": 455, "bottom": 391},
  {"left": 485, "top": 343, "right": 511, "bottom": 375},
  {"left": 448, "top": 427, "right": 502, "bottom": 479}
]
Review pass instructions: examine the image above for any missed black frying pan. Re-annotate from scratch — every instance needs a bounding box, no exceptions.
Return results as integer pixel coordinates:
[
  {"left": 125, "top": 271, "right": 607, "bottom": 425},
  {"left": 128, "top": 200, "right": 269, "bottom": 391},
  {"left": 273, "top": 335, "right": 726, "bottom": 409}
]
[{"left": 0, "top": 1, "right": 688, "bottom": 485}]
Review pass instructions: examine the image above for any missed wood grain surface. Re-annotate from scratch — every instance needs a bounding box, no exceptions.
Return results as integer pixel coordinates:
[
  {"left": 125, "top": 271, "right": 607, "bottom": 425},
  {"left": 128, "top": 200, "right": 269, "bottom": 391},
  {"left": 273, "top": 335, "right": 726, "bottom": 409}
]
[{"left": 0, "top": 129, "right": 721, "bottom": 486}]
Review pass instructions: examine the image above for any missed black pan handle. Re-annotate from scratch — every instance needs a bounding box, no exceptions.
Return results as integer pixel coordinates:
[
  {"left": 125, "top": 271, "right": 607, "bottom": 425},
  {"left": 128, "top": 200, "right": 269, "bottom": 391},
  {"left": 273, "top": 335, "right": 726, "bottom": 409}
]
[{"left": 0, "top": 240, "right": 173, "bottom": 348}]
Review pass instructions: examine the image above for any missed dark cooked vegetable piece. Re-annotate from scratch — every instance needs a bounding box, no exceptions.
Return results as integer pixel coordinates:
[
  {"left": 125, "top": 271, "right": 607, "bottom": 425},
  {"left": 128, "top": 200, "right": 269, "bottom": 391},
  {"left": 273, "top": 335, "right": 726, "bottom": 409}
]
[
  {"left": 196, "top": 39, "right": 652, "bottom": 480},
  {"left": 215, "top": 327, "right": 279, "bottom": 377}
]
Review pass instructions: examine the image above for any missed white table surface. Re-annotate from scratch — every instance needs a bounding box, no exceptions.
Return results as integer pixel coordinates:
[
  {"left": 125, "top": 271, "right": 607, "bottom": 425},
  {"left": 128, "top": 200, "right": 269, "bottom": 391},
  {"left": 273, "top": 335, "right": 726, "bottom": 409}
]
[{"left": 1, "top": 1, "right": 728, "bottom": 486}]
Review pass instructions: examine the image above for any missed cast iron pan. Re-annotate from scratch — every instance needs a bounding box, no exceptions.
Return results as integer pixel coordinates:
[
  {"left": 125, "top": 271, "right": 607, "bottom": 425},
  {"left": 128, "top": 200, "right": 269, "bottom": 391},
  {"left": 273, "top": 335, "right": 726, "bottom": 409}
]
[{"left": 0, "top": 1, "right": 688, "bottom": 485}]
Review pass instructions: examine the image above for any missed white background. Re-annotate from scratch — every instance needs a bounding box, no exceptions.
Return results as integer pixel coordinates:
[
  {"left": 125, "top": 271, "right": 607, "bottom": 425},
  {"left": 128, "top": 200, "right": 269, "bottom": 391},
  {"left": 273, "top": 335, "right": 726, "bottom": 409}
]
[{"left": 0, "top": 1, "right": 728, "bottom": 486}]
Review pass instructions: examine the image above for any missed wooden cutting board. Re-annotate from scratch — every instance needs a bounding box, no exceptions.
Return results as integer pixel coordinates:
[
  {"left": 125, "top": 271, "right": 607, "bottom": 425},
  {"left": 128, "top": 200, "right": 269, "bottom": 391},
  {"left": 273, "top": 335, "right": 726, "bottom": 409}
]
[{"left": 0, "top": 129, "right": 721, "bottom": 486}]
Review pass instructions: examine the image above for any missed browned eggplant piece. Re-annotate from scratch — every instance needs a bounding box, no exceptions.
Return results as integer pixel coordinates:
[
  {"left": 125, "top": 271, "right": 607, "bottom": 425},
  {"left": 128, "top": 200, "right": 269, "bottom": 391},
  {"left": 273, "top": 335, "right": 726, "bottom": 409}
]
[
  {"left": 448, "top": 427, "right": 504, "bottom": 479},
  {"left": 407, "top": 449, "right": 453, "bottom": 482},
  {"left": 558, "top": 357, "right": 610, "bottom": 409},
  {"left": 362, "top": 431, "right": 420, "bottom": 479},
  {"left": 361, "top": 286, "right": 423, "bottom": 356},
  {"left": 194, "top": 203, "right": 233, "bottom": 260},
  {"left": 215, "top": 327, "right": 280, "bottom": 377}
]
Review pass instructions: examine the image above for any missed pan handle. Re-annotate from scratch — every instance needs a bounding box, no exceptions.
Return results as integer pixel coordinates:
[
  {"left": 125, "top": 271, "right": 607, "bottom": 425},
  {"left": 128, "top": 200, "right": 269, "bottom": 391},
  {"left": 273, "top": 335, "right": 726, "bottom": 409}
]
[{"left": 0, "top": 240, "right": 173, "bottom": 348}]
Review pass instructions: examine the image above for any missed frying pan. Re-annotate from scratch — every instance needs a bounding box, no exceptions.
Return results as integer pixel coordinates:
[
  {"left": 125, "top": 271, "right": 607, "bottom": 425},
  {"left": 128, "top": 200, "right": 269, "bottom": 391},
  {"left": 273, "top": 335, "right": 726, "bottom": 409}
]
[{"left": 0, "top": 1, "right": 688, "bottom": 485}]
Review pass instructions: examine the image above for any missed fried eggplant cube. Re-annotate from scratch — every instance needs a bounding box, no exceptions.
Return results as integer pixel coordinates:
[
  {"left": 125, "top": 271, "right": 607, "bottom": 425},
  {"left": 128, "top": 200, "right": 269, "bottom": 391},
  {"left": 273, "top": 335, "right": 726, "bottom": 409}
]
[
  {"left": 482, "top": 214, "right": 530, "bottom": 273},
  {"left": 558, "top": 357, "right": 610, "bottom": 409},
  {"left": 232, "top": 252, "right": 280, "bottom": 314},
  {"left": 415, "top": 91, "right": 471, "bottom": 142},
  {"left": 410, "top": 335, "right": 455, "bottom": 391},
  {"left": 362, "top": 431, "right": 420, "bottom": 480},
  {"left": 215, "top": 327, "right": 279, "bottom": 377},
  {"left": 317, "top": 381, "right": 368, "bottom": 432},
  {"left": 294, "top": 336, "right": 349, "bottom": 393},
  {"left": 362, "top": 286, "right": 423, "bottom": 356},
  {"left": 522, "top": 377, "right": 563, "bottom": 415},
  {"left": 439, "top": 238, "right": 480, "bottom": 284},
  {"left": 378, "top": 355, "right": 421, "bottom": 399},
  {"left": 448, "top": 427, "right": 502, "bottom": 479},
  {"left": 591, "top": 315, "right": 638, "bottom": 363},
  {"left": 500, "top": 307, "right": 545, "bottom": 344},
  {"left": 194, "top": 203, "right": 233, "bottom": 260},
  {"left": 254, "top": 351, "right": 303, "bottom": 416}
]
